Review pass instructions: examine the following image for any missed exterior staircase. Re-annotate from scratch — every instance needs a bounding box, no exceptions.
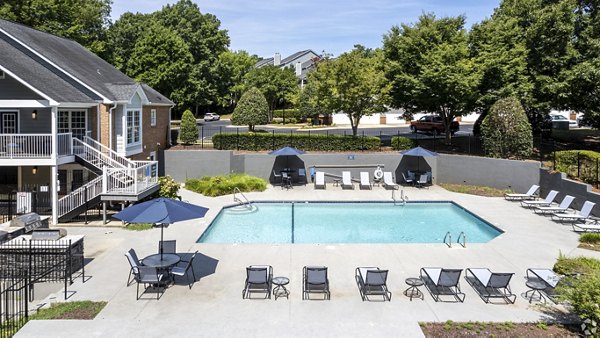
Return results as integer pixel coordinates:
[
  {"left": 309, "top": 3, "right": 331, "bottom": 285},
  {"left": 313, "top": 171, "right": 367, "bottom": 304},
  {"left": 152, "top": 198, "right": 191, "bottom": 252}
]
[{"left": 57, "top": 136, "right": 158, "bottom": 222}]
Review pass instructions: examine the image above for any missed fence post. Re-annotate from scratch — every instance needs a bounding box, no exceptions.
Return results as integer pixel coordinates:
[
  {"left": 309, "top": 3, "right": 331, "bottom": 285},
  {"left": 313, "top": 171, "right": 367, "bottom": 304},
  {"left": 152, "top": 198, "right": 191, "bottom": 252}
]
[
  {"left": 433, "top": 132, "right": 436, "bottom": 152},
  {"left": 596, "top": 158, "right": 599, "bottom": 188},
  {"left": 379, "top": 130, "right": 382, "bottom": 151},
  {"left": 200, "top": 126, "right": 204, "bottom": 149},
  {"left": 84, "top": 186, "right": 88, "bottom": 225},
  {"left": 272, "top": 130, "right": 275, "bottom": 151},
  {"left": 290, "top": 130, "right": 293, "bottom": 147},
  {"left": 577, "top": 152, "right": 581, "bottom": 178},
  {"left": 219, "top": 126, "right": 222, "bottom": 150},
  {"left": 362, "top": 131, "right": 365, "bottom": 151}
]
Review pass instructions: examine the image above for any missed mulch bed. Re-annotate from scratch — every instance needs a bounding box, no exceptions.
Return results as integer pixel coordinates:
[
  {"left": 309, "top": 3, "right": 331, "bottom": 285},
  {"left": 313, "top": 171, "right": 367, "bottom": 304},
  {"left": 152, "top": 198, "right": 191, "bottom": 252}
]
[
  {"left": 579, "top": 243, "right": 600, "bottom": 252},
  {"left": 420, "top": 322, "right": 581, "bottom": 337}
]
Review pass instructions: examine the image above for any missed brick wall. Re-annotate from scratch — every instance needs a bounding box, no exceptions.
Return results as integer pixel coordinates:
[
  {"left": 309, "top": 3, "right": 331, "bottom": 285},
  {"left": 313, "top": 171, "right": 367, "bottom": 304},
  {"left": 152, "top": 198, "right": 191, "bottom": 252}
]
[
  {"left": 130, "top": 105, "right": 170, "bottom": 161},
  {"left": 98, "top": 104, "right": 112, "bottom": 149}
]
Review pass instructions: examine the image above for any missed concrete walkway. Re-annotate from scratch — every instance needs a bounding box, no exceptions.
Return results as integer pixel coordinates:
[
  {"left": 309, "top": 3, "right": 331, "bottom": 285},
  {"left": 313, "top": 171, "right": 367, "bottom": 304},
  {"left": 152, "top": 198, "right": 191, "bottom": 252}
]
[{"left": 16, "top": 184, "right": 599, "bottom": 337}]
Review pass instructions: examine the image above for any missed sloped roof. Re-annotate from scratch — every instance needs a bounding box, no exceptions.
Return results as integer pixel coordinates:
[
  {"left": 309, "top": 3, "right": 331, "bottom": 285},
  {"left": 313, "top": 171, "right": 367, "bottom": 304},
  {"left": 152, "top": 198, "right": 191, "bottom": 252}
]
[
  {"left": 0, "top": 19, "right": 173, "bottom": 105},
  {"left": 255, "top": 57, "right": 274, "bottom": 68},
  {"left": 281, "top": 49, "right": 317, "bottom": 65}
]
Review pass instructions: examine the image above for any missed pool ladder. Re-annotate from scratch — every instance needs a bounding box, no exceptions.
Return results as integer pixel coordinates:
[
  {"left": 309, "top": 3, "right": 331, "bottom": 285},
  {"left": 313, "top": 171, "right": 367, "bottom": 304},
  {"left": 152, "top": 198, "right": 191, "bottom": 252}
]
[
  {"left": 392, "top": 190, "right": 408, "bottom": 206},
  {"left": 444, "top": 231, "right": 467, "bottom": 248},
  {"left": 233, "top": 187, "right": 253, "bottom": 209}
]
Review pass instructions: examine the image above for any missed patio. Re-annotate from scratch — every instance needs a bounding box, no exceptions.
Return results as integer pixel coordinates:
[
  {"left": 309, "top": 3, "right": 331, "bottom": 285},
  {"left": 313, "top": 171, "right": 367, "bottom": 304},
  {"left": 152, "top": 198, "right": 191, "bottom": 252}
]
[{"left": 16, "top": 184, "right": 600, "bottom": 337}]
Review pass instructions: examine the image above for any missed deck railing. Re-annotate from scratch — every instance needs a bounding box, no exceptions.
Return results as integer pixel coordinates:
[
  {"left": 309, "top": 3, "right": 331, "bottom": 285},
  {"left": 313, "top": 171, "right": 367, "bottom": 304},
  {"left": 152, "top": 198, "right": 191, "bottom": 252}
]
[
  {"left": 103, "top": 161, "right": 158, "bottom": 195},
  {"left": 57, "top": 176, "right": 103, "bottom": 217},
  {"left": 0, "top": 133, "right": 75, "bottom": 159}
]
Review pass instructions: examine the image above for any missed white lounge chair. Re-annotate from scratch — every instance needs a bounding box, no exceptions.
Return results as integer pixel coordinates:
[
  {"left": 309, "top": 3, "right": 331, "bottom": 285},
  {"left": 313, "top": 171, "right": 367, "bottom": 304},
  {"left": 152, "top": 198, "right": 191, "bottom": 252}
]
[
  {"left": 359, "top": 172, "right": 372, "bottom": 190},
  {"left": 572, "top": 220, "right": 600, "bottom": 233},
  {"left": 521, "top": 190, "right": 559, "bottom": 208},
  {"left": 504, "top": 185, "right": 539, "bottom": 201},
  {"left": 314, "top": 171, "right": 325, "bottom": 189},
  {"left": 534, "top": 195, "right": 574, "bottom": 215},
  {"left": 382, "top": 172, "right": 398, "bottom": 190},
  {"left": 552, "top": 201, "right": 596, "bottom": 223},
  {"left": 341, "top": 171, "right": 354, "bottom": 189}
]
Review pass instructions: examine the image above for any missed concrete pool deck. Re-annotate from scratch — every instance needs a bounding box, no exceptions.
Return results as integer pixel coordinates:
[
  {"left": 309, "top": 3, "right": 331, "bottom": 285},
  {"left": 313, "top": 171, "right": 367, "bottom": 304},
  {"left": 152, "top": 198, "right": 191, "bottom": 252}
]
[{"left": 16, "top": 184, "right": 600, "bottom": 337}]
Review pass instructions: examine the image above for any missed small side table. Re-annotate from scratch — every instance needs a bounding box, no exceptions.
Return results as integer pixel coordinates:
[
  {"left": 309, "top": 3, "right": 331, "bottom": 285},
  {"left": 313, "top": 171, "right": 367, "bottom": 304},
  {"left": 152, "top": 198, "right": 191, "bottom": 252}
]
[
  {"left": 404, "top": 277, "right": 424, "bottom": 301},
  {"left": 525, "top": 280, "right": 547, "bottom": 304},
  {"left": 333, "top": 179, "right": 341, "bottom": 187},
  {"left": 273, "top": 276, "right": 290, "bottom": 300}
]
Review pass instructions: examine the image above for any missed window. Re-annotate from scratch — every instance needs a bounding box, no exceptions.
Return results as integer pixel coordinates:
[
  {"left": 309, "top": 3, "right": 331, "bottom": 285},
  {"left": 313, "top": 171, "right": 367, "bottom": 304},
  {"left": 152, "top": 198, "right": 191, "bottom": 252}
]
[
  {"left": 150, "top": 109, "right": 157, "bottom": 127},
  {"left": 58, "top": 110, "right": 87, "bottom": 139},
  {"left": 0, "top": 70, "right": 4, "bottom": 79},
  {"left": 126, "top": 110, "right": 141, "bottom": 144}
]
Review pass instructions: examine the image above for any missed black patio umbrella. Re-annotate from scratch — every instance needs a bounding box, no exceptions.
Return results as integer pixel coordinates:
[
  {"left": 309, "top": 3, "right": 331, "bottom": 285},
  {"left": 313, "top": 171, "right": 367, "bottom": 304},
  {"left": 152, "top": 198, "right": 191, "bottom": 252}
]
[
  {"left": 269, "top": 146, "right": 305, "bottom": 169},
  {"left": 114, "top": 197, "right": 209, "bottom": 259},
  {"left": 400, "top": 146, "right": 438, "bottom": 172}
]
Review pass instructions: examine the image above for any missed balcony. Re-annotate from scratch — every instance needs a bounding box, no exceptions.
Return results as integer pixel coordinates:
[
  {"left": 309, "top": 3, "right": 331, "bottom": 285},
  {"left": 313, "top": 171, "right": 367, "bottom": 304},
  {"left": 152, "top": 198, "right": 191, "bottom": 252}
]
[{"left": 0, "top": 133, "right": 73, "bottom": 164}]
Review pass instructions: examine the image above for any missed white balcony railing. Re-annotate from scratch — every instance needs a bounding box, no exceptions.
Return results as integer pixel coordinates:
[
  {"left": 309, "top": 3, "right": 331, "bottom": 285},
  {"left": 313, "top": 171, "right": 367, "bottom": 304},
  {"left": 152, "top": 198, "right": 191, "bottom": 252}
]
[
  {"left": 0, "top": 133, "right": 74, "bottom": 159},
  {"left": 103, "top": 161, "right": 159, "bottom": 195}
]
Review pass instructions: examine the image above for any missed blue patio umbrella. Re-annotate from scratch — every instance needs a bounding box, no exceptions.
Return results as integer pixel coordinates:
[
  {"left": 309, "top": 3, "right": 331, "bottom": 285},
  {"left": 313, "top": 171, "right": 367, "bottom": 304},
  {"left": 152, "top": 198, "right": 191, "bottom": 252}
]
[
  {"left": 400, "top": 146, "right": 438, "bottom": 172},
  {"left": 114, "top": 197, "right": 209, "bottom": 258}
]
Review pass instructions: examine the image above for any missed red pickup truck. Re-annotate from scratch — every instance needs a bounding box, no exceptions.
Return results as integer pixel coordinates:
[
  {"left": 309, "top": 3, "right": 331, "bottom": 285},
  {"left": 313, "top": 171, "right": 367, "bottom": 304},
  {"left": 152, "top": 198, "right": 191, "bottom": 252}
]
[{"left": 409, "top": 115, "right": 459, "bottom": 135}]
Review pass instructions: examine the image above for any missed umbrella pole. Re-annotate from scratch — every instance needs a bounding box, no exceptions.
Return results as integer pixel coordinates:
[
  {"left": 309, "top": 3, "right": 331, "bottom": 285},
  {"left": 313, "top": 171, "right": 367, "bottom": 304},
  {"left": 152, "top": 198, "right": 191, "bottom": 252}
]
[{"left": 160, "top": 224, "right": 164, "bottom": 260}]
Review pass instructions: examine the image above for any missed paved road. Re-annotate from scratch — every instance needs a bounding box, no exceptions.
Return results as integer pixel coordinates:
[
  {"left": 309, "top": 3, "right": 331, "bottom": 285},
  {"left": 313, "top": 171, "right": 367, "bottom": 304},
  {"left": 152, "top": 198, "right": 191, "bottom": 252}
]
[{"left": 197, "top": 120, "right": 474, "bottom": 140}]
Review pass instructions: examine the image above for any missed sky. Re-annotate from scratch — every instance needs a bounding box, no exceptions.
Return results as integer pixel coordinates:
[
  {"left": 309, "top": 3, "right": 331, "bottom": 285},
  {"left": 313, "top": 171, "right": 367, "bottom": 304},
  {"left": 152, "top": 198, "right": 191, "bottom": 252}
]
[{"left": 110, "top": 0, "right": 501, "bottom": 58}]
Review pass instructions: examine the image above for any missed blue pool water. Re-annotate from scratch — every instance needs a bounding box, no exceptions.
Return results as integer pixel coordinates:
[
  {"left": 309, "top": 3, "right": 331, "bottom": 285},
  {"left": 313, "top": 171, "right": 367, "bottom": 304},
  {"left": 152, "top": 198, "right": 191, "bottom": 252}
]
[{"left": 197, "top": 202, "right": 502, "bottom": 244}]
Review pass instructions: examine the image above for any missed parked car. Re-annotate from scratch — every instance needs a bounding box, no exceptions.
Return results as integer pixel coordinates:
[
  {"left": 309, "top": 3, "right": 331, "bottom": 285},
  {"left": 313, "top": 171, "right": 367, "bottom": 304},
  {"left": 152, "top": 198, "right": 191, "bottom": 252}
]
[
  {"left": 204, "top": 113, "right": 220, "bottom": 121},
  {"left": 549, "top": 113, "right": 577, "bottom": 129},
  {"left": 409, "top": 115, "right": 459, "bottom": 135},
  {"left": 577, "top": 114, "right": 591, "bottom": 128}
]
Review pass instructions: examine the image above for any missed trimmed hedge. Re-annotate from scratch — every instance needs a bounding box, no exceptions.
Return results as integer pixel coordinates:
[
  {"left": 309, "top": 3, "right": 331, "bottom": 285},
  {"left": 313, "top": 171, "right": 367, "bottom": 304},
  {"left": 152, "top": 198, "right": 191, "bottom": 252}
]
[
  {"left": 273, "top": 108, "right": 302, "bottom": 119},
  {"left": 554, "top": 150, "right": 600, "bottom": 185},
  {"left": 212, "top": 132, "right": 380, "bottom": 151},
  {"left": 391, "top": 136, "right": 417, "bottom": 150}
]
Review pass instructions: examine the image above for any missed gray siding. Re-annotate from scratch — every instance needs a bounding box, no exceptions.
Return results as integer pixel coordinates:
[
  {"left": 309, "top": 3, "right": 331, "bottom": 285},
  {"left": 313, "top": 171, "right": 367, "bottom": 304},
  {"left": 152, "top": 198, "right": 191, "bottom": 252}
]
[
  {"left": 19, "top": 107, "right": 52, "bottom": 133},
  {"left": 0, "top": 74, "right": 44, "bottom": 99},
  {"left": 115, "top": 105, "right": 124, "bottom": 152}
]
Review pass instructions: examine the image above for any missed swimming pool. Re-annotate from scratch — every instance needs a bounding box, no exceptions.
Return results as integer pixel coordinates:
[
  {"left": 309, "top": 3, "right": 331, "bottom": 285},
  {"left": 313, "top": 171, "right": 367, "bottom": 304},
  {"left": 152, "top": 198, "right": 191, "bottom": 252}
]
[{"left": 197, "top": 201, "right": 502, "bottom": 244}]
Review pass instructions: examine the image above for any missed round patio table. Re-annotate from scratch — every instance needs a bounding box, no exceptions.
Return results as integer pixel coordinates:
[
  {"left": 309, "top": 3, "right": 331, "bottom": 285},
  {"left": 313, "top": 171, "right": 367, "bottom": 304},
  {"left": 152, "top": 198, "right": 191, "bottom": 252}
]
[
  {"left": 403, "top": 277, "right": 424, "bottom": 301},
  {"left": 143, "top": 253, "right": 180, "bottom": 269}
]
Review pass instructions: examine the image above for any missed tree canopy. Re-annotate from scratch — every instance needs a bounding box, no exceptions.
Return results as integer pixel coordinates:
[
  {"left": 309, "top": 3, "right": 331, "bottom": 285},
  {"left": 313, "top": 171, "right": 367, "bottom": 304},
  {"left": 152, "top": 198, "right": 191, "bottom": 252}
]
[
  {"left": 383, "top": 14, "right": 480, "bottom": 142},
  {"left": 242, "top": 65, "right": 298, "bottom": 118},
  {"left": 0, "top": 0, "right": 112, "bottom": 55},
  {"left": 303, "top": 46, "right": 389, "bottom": 136}
]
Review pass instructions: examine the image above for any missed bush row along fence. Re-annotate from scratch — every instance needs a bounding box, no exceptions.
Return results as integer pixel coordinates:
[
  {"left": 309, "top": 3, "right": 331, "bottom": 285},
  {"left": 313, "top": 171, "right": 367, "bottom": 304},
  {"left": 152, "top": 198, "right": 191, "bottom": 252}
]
[{"left": 553, "top": 150, "right": 600, "bottom": 188}]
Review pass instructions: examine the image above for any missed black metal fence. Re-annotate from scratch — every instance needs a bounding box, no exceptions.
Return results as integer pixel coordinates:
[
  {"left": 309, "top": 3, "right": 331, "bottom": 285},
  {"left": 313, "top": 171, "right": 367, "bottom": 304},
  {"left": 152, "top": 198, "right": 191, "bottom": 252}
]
[
  {"left": 0, "top": 239, "right": 85, "bottom": 337},
  {"left": 553, "top": 152, "right": 600, "bottom": 188}
]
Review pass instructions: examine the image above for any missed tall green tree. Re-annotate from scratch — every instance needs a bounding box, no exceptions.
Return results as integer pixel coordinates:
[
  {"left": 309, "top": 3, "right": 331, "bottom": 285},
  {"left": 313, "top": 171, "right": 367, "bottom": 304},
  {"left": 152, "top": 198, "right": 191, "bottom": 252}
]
[
  {"left": 106, "top": 0, "right": 229, "bottom": 115},
  {"left": 383, "top": 14, "right": 480, "bottom": 143},
  {"left": 243, "top": 65, "right": 298, "bottom": 118},
  {"left": 0, "top": 0, "right": 112, "bottom": 55},
  {"left": 214, "top": 50, "right": 259, "bottom": 111},
  {"left": 305, "top": 46, "right": 389, "bottom": 136},
  {"left": 231, "top": 87, "right": 269, "bottom": 131},
  {"left": 126, "top": 22, "right": 193, "bottom": 106}
]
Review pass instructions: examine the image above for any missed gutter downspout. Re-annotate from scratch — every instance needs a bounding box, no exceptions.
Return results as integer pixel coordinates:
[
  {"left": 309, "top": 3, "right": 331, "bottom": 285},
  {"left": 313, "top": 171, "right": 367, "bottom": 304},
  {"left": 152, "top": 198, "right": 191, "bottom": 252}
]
[
  {"left": 168, "top": 104, "right": 175, "bottom": 146},
  {"left": 96, "top": 102, "right": 101, "bottom": 140},
  {"left": 109, "top": 102, "right": 117, "bottom": 151}
]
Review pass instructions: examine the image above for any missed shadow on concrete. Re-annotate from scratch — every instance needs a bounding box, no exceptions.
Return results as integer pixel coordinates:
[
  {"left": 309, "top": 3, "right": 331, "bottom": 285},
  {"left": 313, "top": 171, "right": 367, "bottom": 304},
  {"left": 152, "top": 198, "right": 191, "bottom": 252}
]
[{"left": 171, "top": 251, "right": 219, "bottom": 287}]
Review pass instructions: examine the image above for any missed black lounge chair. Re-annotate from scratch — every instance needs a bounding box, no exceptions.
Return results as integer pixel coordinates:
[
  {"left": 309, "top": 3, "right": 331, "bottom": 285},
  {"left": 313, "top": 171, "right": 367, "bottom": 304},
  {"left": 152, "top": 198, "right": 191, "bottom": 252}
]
[
  {"left": 420, "top": 267, "right": 465, "bottom": 302},
  {"left": 303, "top": 266, "right": 330, "bottom": 300},
  {"left": 355, "top": 267, "right": 391, "bottom": 301},
  {"left": 242, "top": 265, "right": 272, "bottom": 299},
  {"left": 465, "top": 268, "right": 516, "bottom": 304},
  {"left": 134, "top": 266, "right": 166, "bottom": 300}
]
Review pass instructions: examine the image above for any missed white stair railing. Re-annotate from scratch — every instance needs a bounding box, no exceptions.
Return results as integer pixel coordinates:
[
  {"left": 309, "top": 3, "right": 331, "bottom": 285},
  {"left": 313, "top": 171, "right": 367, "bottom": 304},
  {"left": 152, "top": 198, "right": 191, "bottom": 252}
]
[
  {"left": 57, "top": 176, "right": 103, "bottom": 218},
  {"left": 82, "top": 136, "right": 138, "bottom": 168},
  {"left": 73, "top": 138, "right": 126, "bottom": 170},
  {"left": 103, "top": 162, "right": 158, "bottom": 195}
]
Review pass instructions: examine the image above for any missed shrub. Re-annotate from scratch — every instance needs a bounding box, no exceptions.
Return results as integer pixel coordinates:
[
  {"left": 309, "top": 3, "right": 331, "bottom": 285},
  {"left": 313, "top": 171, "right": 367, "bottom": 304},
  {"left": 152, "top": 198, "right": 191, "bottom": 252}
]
[
  {"left": 212, "top": 132, "right": 380, "bottom": 151},
  {"left": 185, "top": 174, "right": 267, "bottom": 197},
  {"left": 554, "top": 256, "right": 600, "bottom": 328},
  {"left": 231, "top": 87, "right": 269, "bottom": 131},
  {"left": 580, "top": 233, "right": 600, "bottom": 244},
  {"left": 391, "top": 136, "right": 416, "bottom": 150},
  {"left": 155, "top": 176, "right": 180, "bottom": 199},
  {"left": 481, "top": 97, "right": 532, "bottom": 159},
  {"left": 179, "top": 109, "right": 198, "bottom": 145},
  {"left": 273, "top": 108, "right": 303, "bottom": 119},
  {"left": 553, "top": 150, "right": 600, "bottom": 185}
]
